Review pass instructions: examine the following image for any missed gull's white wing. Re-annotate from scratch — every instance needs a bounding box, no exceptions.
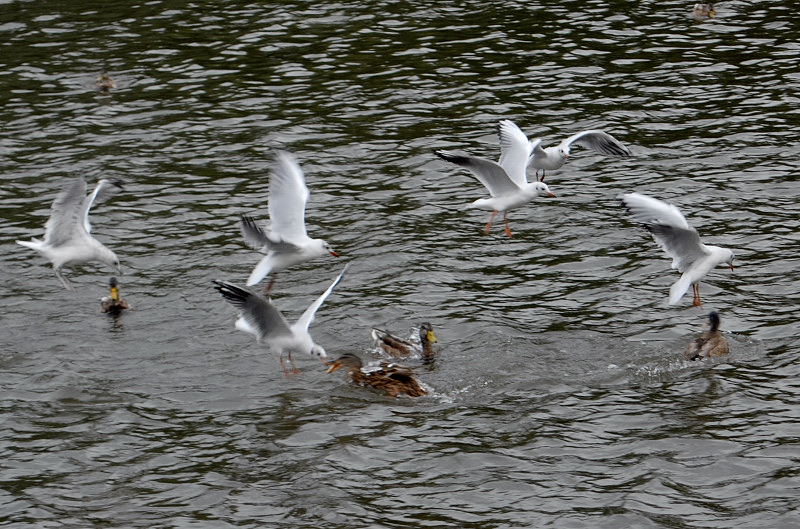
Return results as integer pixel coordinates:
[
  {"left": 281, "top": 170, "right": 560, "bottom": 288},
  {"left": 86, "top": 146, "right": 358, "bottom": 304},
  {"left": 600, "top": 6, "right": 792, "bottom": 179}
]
[
  {"left": 497, "top": 120, "right": 534, "bottom": 187},
  {"left": 295, "top": 264, "right": 348, "bottom": 333},
  {"left": 561, "top": 130, "right": 632, "bottom": 157},
  {"left": 621, "top": 193, "right": 708, "bottom": 272},
  {"left": 435, "top": 150, "right": 520, "bottom": 197},
  {"left": 81, "top": 179, "right": 124, "bottom": 234},
  {"left": 268, "top": 151, "right": 311, "bottom": 243},
  {"left": 621, "top": 193, "right": 690, "bottom": 229},
  {"left": 214, "top": 281, "right": 293, "bottom": 342},
  {"left": 43, "top": 177, "right": 87, "bottom": 246},
  {"left": 240, "top": 214, "right": 271, "bottom": 249},
  {"left": 241, "top": 215, "right": 300, "bottom": 252}
]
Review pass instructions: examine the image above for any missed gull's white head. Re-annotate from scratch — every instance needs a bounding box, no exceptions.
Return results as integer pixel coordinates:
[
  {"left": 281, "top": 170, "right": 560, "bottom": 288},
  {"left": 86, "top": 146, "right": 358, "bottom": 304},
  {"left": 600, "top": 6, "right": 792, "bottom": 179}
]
[
  {"left": 533, "top": 182, "right": 557, "bottom": 198},
  {"left": 312, "top": 238, "right": 339, "bottom": 258},
  {"left": 558, "top": 146, "right": 570, "bottom": 159},
  {"left": 724, "top": 249, "right": 735, "bottom": 271},
  {"left": 98, "top": 247, "right": 122, "bottom": 274},
  {"left": 310, "top": 344, "right": 327, "bottom": 358}
]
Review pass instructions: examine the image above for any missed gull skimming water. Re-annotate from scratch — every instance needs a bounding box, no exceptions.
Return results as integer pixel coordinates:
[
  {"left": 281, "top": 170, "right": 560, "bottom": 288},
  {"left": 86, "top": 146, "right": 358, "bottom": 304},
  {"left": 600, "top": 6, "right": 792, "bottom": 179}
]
[
  {"left": 620, "top": 192, "right": 734, "bottom": 306},
  {"left": 241, "top": 151, "right": 339, "bottom": 290},
  {"left": 17, "top": 177, "right": 123, "bottom": 291},
  {"left": 213, "top": 265, "right": 347, "bottom": 375}
]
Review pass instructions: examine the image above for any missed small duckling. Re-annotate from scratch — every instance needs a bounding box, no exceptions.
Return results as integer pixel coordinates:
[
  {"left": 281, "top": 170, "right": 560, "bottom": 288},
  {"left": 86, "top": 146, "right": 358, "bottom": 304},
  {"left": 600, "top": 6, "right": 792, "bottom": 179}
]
[
  {"left": 100, "top": 277, "right": 129, "bottom": 314},
  {"left": 96, "top": 71, "right": 116, "bottom": 93},
  {"left": 692, "top": 3, "right": 716, "bottom": 21},
  {"left": 371, "top": 322, "right": 438, "bottom": 364},
  {"left": 325, "top": 353, "right": 428, "bottom": 398},
  {"left": 684, "top": 311, "right": 729, "bottom": 361}
]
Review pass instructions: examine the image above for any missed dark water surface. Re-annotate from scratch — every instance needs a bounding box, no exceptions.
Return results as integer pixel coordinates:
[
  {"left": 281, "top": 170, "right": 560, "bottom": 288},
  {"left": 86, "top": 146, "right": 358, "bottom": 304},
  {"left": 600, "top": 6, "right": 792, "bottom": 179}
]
[{"left": 2, "top": 1, "right": 799, "bottom": 527}]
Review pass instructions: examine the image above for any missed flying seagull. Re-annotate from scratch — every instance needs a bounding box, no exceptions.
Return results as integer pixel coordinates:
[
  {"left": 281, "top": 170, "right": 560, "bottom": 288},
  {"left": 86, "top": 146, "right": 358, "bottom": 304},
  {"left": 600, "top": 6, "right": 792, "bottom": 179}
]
[
  {"left": 214, "top": 265, "right": 347, "bottom": 375},
  {"left": 17, "top": 177, "right": 123, "bottom": 290},
  {"left": 620, "top": 192, "right": 734, "bottom": 306},
  {"left": 241, "top": 150, "right": 338, "bottom": 291}
]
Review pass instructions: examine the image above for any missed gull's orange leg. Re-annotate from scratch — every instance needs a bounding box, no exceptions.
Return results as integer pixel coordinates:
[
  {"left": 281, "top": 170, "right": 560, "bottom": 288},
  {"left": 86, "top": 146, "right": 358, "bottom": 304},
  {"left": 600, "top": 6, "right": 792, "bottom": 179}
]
[
  {"left": 288, "top": 352, "right": 301, "bottom": 375},
  {"left": 279, "top": 354, "right": 300, "bottom": 377},
  {"left": 264, "top": 274, "right": 278, "bottom": 295},
  {"left": 484, "top": 211, "right": 498, "bottom": 235},
  {"left": 279, "top": 354, "right": 289, "bottom": 376},
  {"left": 692, "top": 284, "right": 702, "bottom": 307},
  {"left": 503, "top": 212, "right": 513, "bottom": 238}
]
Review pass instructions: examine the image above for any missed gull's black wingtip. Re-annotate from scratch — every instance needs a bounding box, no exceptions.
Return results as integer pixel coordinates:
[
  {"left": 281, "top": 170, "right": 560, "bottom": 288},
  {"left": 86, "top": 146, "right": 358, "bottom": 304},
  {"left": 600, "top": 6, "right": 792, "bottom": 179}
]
[
  {"left": 434, "top": 150, "right": 468, "bottom": 165},
  {"left": 213, "top": 280, "right": 254, "bottom": 307},
  {"left": 108, "top": 178, "right": 126, "bottom": 190}
]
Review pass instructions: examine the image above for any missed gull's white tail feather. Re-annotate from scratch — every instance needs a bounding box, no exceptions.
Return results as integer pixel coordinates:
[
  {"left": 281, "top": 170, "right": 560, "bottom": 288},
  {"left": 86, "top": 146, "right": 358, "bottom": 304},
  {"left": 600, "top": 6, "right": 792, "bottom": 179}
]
[
  {"left": 16, "top": 239, "right": 44, "bottom": 251},
  {"left": 668, "top": 275, "right": 693, "bottom": 305},
  {"left": 246, "top": 256, "right": 274, "bottom": 286}
]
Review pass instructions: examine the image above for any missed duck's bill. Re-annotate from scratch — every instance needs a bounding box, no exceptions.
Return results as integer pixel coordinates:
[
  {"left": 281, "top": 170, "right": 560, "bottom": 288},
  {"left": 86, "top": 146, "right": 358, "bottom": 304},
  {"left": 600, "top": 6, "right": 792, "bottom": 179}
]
[
  {"left": 325, "top": 362, "right": 342, "bottom": 374},
  {"left": 427, "top": 330, "right": 438, "bottom": 344}
]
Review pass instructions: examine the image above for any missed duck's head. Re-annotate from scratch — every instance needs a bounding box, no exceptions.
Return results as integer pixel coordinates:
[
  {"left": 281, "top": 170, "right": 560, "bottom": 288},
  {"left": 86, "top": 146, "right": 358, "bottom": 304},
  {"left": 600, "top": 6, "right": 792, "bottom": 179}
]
[
  {"left": 708, "top": 311, "right": 721, "bottom": 333},
  {"left": 693, "top": 4, "right": 716, "bottom": 18},
  {"left": 325, "top": 353, "right": 362, "bottom": 373},
  {"left": 96, "top": 71, "right": 116, "bottom": 91},
  {"left": 108, "top": 276, "right": 121, "bottom": 301},
  {"left": 418, "top": 322, "right": 438, "bottom": 345}
]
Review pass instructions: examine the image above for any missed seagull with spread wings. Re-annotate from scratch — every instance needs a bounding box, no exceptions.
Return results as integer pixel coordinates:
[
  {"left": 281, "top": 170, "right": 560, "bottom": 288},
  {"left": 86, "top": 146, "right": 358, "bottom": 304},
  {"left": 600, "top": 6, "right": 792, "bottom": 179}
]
[
  {"left": 241, "top": 151, "right": 339, "bottom": 290},
  {"left": 434, "top": 121, "right": 556, "bottom": 237},
  {"left": 620, "top": 193, "right": 734, "bottom": 306},
  {"left": 527, "top": 127, "right": 632, "bottom": 181},
  {"left": 17, "top": 177, "right": 123, "bottom": 290},
  {"left": 214, "top": 265, "right": 347, "bottom": 375}
]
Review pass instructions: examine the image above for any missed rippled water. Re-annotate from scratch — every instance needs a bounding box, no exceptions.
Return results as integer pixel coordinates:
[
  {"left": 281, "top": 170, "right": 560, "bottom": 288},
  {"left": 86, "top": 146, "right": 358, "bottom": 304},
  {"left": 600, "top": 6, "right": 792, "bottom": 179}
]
[{"left": 2, "top": 1, "right": 799, "bottom": 527}]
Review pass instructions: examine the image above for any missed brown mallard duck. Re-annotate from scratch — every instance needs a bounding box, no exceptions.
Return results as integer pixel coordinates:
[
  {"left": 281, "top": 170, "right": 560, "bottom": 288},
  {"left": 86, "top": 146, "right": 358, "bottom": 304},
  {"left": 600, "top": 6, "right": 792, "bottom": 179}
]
[
  {"left": 371, "top": 322, "right": 438, "bottom": 363},
  {"left": 692, "top": 3, "right": 716, "bottom": 20},
  {"left": 96, "top": 71, "right": 116, "bottom": 92},
  {"left": 684, "top": 311, "right": 729, "bottom": 361},
  {"left": 325, "top": 353, "right": 428, "bottom": 398},
  {"left": 100, "top": 277, "right": 129, "bottom": 314}
]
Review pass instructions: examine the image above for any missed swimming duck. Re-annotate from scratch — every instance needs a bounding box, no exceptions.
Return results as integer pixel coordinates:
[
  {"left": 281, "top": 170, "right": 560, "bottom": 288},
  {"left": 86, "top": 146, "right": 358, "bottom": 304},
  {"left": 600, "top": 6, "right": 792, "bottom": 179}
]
[
  {"left": 371, "top": 322, "right": 438, "bottom": 364},
  {"left": 100, "top": 277, "right": 129, "bottom": 314},
  {"left": 96, "top": 71, "right": 116, "bottom": 92},
  {"left": 684, "top": 311, "right": 730, "bottom": 361},
  {"left": 692, "top": 4, "right": 716, "bottom": 20},
  {"left": 325, "top": 353, "right": 428, "bottom": 398}
]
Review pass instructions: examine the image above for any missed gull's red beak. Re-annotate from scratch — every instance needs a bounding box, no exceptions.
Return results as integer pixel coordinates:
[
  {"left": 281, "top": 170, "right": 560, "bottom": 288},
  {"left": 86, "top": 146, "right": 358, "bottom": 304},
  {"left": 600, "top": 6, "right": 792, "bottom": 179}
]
[
  {"left": 547, "top": 192, "right": 557, "bottom": 198},
  {"left": 329, "top": 250, "right": 340, "bottom": 257}
]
